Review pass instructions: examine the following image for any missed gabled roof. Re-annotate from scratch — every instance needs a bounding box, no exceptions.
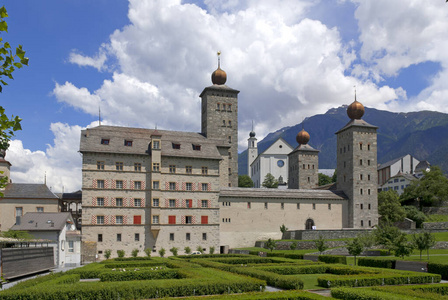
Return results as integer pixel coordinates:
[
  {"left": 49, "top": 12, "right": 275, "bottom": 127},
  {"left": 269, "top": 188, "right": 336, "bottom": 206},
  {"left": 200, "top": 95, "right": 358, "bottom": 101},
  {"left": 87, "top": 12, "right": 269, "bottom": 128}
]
[
  {"left": 335, "top": 118, "right": 378, "bottom": 134},
  {"left": 2, "top": 184, "right": 58, "bottom": 199},
  {"left": 258, "top": 137, "right": 294, "bottom": 156},
  {"left": 11, "top": 212, "right": 73, "bottom": 231},
  {"left": 219, "top": 187, "right": 347, "bottom": 201},
  {"left": 415, "top": 160, "right": 430, "bottom": 172},
  {"left": 199, "top": 84, "right": 240, "bottom": 97},
  {"left": 80, "top": 125, "right": 228, "bottom": 160},
  {"left": 56, "top": 190, "right": 82, "bottom": 200},
  {"left": 377, "top": 156, "right": 403, "bottom": 170}
]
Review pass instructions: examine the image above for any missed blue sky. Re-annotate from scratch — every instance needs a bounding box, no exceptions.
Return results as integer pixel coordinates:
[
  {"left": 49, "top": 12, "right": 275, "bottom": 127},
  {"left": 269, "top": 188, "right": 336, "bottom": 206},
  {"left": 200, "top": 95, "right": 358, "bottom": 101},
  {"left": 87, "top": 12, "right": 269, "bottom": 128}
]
[{"left": 2, "top": 0, "right": 447, "bottom": 191}]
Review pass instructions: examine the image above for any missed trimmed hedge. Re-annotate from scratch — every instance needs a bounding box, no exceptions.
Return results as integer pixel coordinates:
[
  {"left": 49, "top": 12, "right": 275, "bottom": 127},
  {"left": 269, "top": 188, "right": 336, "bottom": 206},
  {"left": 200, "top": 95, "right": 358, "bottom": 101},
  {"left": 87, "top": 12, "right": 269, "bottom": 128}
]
[
  {"left": 358, "top": 257, "right": 396, "bottom": 269},
  {"left": 259, "top": 265, "right": 328, "bottom": 275},
  {"left": 112, "top": 257, "right": 152, "bottom": 261},
  {"left": 318, "top": 255, "right": 347, "bottom": 264},
  {"left": 371, "top": 284, "right": 448, "bottom": 300},
  {"left": 284, "top": 254, "right": 304, "bottom": 260},
  {"left": 427, "top": 262, "right": 448, "bottom": 280},
  {"left": 183, "top": 290, "right": 329, "bottom": 299},
  {"left": 331, "top": 287, "right": 428, "bottom": 300},
  {"left": 230, "top": 268, "right": 304, "bottom": 290},
  {"left": 103, "top": 261, "right": 166, "bottom": 268},
  {"left": 99, "top": 269, "right": 180, "bottom": 281}
]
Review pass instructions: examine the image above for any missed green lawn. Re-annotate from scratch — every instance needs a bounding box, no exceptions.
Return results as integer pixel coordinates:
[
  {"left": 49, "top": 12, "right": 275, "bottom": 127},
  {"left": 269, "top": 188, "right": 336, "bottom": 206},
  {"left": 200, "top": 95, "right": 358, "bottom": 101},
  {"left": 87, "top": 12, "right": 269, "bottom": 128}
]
[
  {"left": 426, "top": 214, "right": 448, "bottom": 222},
  {"left": 300, "top": 274, "right": 325, "bottom": 290}
]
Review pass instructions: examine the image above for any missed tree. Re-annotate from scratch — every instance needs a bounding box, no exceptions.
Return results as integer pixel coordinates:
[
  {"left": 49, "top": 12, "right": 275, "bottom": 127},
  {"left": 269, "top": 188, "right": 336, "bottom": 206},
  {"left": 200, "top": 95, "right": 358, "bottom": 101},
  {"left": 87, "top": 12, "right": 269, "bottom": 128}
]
[
  {"left": 345, "top": 237, "right": 364, "bottom": 265},
  {"left": 132, "top": 248, "right": 139, "bottom": 258},
  {"left": 318, "top": 173, "right": 332, "bottom": 186},
  {"left": 374, "top": 225, "right": 403, "bottom": 254},
  {"left": 0, "top": 6, "right": 28, "bottom": 194},
  {"left": 238, "top": 175, "right": 254, "bottom": 187},
  {"left": 1, "top": 229, "right": 33, "bottom": 240},
  {"left": 314, "top": 235, "right": 328, "bottom": 254},
  {"left": 400, "top": 166, "right": 448, "bottom": 208},
  {"left": 169, "top": 247, "right": 178, "bottom": 256},
  {"left": 209, "top": 246, "right": 215, "bottom": 254},
  {"left": 266, "top": 238, "right": 276, "bottom": 252},
  {"left": 378, "top": 190, "right": 406, "bottom": 225},
  {"left": 144, "top": 248, "right": 151, "bottom": 257},
  {"left": 358, "top": 231, "right": 376, "bottom": 249},
  {"left": 404, "top": 205, "right": 427, "bottom": 228},
  {"left": 331, "top": 170, "right": 337, "bottom": 183},
  {"left": 159, "top": 248, "right": 166, "bottom": 257},
  {"left": 262, "top": 173, "right": 278, "bottom": 188},
  {"left": 196, "top": 245, "right": 204, "bottom": 254},
  {"left": 412, "top": 231, "right": 436, "bottom": 260},
  {"left": 184, "top": 246, "right": 191, "bottom": 255},
  {"left": 104, "top": 249, "right": 112, "bottom": 259},
  {"left": 393, "top": 234, "right": 414, "bottom": 259},
  {"left": 290, "top": 241, "right": 297, "bottom": 251},
  {"left": 280, "top": 224, "right": 288, "bottom": 234},
  {"left": 117, "top": 250, "right": 125, "bottom": 258}
]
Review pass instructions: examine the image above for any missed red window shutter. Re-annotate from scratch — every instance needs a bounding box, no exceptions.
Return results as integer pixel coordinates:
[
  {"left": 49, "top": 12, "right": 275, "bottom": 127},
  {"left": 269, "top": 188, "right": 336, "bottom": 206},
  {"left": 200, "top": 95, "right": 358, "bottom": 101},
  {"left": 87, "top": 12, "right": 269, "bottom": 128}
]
[
  {"left": 188, "top": 200, "right": 192, "bottom": 208},
  {"left": 133, "top": 215, "right": 141, "bottom": 224},
  {"left": 201, "top": 216, "right": 208, "bottom": 224},
  {"left": 169, "top": 215, "right": 176, "bottom": 224}
]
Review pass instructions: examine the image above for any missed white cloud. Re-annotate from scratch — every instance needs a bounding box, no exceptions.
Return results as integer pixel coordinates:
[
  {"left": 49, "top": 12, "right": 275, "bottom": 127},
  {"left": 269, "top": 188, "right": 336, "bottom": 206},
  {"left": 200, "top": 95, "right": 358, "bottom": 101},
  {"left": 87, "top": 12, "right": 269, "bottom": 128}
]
[
  {"left": 7, "top": 123, "right": 83, "bottom": 192},
  {"left": 69, "top": 47, "right": 108, "bottom": 71}
]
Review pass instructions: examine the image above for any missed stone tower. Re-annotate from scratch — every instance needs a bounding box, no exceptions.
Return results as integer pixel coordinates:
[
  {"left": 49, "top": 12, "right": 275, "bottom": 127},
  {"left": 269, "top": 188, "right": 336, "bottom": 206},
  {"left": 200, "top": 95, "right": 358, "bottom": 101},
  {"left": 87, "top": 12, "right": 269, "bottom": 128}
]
[
  {"left": 0, "top": 149, "right": 11, "bottom": 183},
  {"left": 336, "top": 95, "right": 378, "bottom": 228},
  {"left": 247, "top": 124, "right": 258, "bottom": 177},
  {"left": 200, "top": 53, "right": 239, "bottom": 187},
  {"left": 288, "top": 128, "right": 319, "bottom": 189}
]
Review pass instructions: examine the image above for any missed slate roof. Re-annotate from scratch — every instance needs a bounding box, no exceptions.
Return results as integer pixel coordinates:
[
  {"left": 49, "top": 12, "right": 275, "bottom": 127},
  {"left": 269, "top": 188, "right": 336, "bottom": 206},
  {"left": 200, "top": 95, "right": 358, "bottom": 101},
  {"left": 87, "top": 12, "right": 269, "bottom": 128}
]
[
  {"left": 199, "top": 84, "right": 240, "bottom": 97},
  {"left": 377, "top": 155, "right": 405, "bottom": 170},
  {"left": 219, "top": 187, "right": 347, "bottom": 200},
  {"left": 2, "top": 183, "right": 58, "bottom": 199},
  {"left": 80, "top": 125, "right": 229, "bottom": 160},
  {"left": 335, "top": 118, "right": 378, "bottom": 134},
  {"left": 415, "top": 160, "right": 430, "bottom": 172},
  {"left": 289, "top": 143, "right": 319, "bottom": 155},
  {"left": 55, "top": 190, "right": 82, "bottom": 200},
  {"left": 11, "top": 212, "right": 73, "bottom": 231},
  {"left": 388, "top": 172, "right": 418, "bottom": 182}
]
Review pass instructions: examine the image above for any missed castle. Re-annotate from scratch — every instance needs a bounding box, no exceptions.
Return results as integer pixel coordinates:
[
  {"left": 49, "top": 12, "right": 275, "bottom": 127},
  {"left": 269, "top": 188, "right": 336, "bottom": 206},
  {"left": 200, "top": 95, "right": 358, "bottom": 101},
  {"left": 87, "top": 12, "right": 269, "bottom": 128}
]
[{"left": 79, "top": 54, "right": 378, "bottom": 257}]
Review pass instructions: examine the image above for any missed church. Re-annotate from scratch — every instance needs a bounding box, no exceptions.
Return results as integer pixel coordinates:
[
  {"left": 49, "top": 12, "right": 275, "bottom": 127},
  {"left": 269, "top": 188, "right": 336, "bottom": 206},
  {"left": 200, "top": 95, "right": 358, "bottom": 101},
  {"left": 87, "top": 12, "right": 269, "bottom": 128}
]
[{"left": 79, "top": 54, "right": 379, "bottom": 257}]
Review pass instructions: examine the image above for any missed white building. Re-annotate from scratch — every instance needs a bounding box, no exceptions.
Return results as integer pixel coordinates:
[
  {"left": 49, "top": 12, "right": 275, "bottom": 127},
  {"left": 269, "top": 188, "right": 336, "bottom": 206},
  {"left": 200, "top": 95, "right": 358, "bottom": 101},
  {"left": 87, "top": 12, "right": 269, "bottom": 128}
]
[
  {"left": 377, "top": 154, "right": 420, "bottom": 186},
  {"left": 250, "top": 137, "right": 293, "bottom": 188},
  {"left": 380, "top": 172, "right": 417, "bottom": 195}
]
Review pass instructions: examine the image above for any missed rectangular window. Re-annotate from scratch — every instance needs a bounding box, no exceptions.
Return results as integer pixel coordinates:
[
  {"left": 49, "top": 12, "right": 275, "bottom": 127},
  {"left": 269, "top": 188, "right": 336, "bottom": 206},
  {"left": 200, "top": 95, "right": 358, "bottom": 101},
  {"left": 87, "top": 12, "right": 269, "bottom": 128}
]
[
  {"left": 186, "top": 233, "right": 190, "bottom": 241},
  {"left": 98, "top": 234, "right": 103, "bottom": 242},
  {"left": 134, "top": 181, "right": 142, "bottom": 190},
  {"left": 134, "top": 163, "right": 141, "bottom": 172},
  {"left": 168, "top": 215, "right": 176, "bottom": 224},
  {"left": 172, "top": 143, "right": 181, "bottom": 149},
  {"left": 360, "top": 189, "right": 363, "bottom": 195},
  {"left": 193, "top": 144, "right": 201, "bottom": 151},
  {"left": 368, "top": 189, "right": 371, "bottom": 195},
  {"left": 186, "top": 182, "right": 192, "bottom": 191},
  {"left": 97, "top": 161, "right": 105, "bottom": 170},
  {"left": 297, "top": 203, "right": 300, "bottom": 209},
  {"left": 312, "top": 203, "right": 316, "bottom": 210},
  {"left": 361, "top": 220, "right": 364, "bottom": 227},
  {"left": 115, "top": 198, "right": 123, "bottom": 206},
  {"left": 202, "top": 233, "right": 207, "bottom": 240},
  {"left": 185, "top": 216, "right": 192, "bottom": 224},
  {"left": 169, "top": 199, "right": 176, "bottom": 207},
  {"left": 152, "top": 181, "right": 159, "bottom": 189},
  {"left": 97, "top": 216, "right": 104, "bottom": 224},
  {"left": 135, "top": 233, "right": 140, "bottom": 242},
  {"left": 328, "top": 204, "right": 331, "bottom": 210},
  {"left": 117, "top": 233, "right": 122, "bottom": 242},
  {"left": 227, "top": 104, "right": 232, "bottom": 111},
  {"left": 124, "top": 140, "right": 133, "bottom": 146},
  {"left": 360, "top": 204, "right": 364, "bottom": 210},
  {"left": 186, "top": 199, "right": 192, "bottom": 208},
  {"left": 264, "top": 202, "right": 268, "bottom": 209},
  {"left": 101, "top": 139, "right": 109, "bottom": 145},
  {"left": 170, "top": 233, "right": 174, "bottom": 241},
  {"left": 97, "top": 180, "right": 105, "bottom": 189},
  {"left": 368, "top": 204, "right": 371, "bottom": 210},
  {"left": 116, "top": 216, "right": 123, "bottom": 224},
  {"left": 216, "top": 103, "right": 220, "bottom": 110},
  {"left": 97, "top": 197, "right": 104, "bottom": 206},
  {"left": 360, "top": 143, "right": 363, "bottom": 150},
  {"left": 152, "top": 163, "right": 160, "bottom": 172},
  {"left": 368, "top": 174, "right": 371, "bottom": 181},
  {"left": 201, "top": 183, "right": 208, "bottom": 191},
  {"left": 228, "top": 136, "right": 232, "bottom": 143},
  {"left": 169, "top": 165, "right": 176, "bottom": 173},
  {"left": 152, "top": 215, "right": 159, "bottom": 224},
  {"left": 116, "top": 180, "right": 123, "bottom": 189},
  {"left": 368, "top": 144, "right": 371, "bottom": 151},
  {"left": 68, "top": 240, "right": 74, "bottom": 253},
  {"left": 201, "top": 200, "right": 208, "bottom": 208},
  {"left": 186, "top": 166, "right": 192, "bottom": 174},
  {"left": 247, "top": 202, "right": 251, "bottom": 209},
  {"left": 116, "top": 162, "right": 123, "bottom": 171},
  {"left": 368, "top": 220, "right": 372, "bottom": 226},
  {"left": 228, "top": 120, "right": 231, "bottom": 127},
  {"left": 201, "top": 216, "right": 208, "bottom": 224},
  {"left": 152, "top": 140, "right": 160, "bottom": 149},
  {"left": 134, "top": 198, "right": 141, "bottom": 207},
  {"left": 202, "top": 166, "right": 208, "bottom": 175},
  {"left": 169, "top": 182, "right": 176, "bottom": 190},
  {"left": 281, "top": 203, "right": 284, "bottom": 210},
  {"left": 152, "top": 198, "right": 159, "bottom": 207},
  {"left": 368, "top": 160, "right": 371, "bottom": 166},
  {"left": 360, "top": 159, "right": 363, "bottom": 166},
  {"left": 37, "top": 207, "right": 44, "bottom": 212},
  {"left": 134, "top": 215, "right": 141, "bottom": 224}
]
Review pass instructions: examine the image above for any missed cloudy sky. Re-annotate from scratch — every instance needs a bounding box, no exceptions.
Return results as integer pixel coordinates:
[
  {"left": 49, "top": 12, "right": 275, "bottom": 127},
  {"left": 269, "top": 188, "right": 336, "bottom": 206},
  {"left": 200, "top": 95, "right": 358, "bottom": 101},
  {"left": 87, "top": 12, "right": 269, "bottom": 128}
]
[{"left": 2, "top": 0, "right": 448, "bottom": 192}]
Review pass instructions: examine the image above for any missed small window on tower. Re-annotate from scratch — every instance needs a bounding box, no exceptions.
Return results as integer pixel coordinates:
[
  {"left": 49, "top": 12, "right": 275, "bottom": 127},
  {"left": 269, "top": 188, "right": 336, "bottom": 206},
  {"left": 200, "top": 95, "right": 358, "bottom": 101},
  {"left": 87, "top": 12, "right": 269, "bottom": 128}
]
[
  {"left": 101, "top": 139, "right": 110, "bottom": 145},
  {"left": 217, "top": 103, "right": 220, "bottom": 110},
  {"left": 172, "top": 143, "right": 181, "bottom": 149},
  {"left": 124, "top": 140, "right": 133, "bottom": 146},
  {"left": 223, "top": 120, "right": 226, "bottom": 126},
  {"left": 192, "top": 144, "right": 201, "bottom": 151},
  {"left": 228, "top": 136, "right": 231, "bottom": 143},
  {"left": 227, "top": 104, "right": 232, "bottom": 112}
]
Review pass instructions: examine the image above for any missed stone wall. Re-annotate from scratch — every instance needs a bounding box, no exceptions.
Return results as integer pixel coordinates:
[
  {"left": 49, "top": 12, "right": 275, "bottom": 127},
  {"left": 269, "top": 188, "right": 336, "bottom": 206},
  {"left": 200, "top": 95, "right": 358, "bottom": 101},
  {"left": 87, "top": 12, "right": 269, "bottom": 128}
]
[
  {"left": 256, "top": 240, "right": 346, "bottom": 250},
  {"left": 423, "top": 207, "right": 448, "bottom": 214},
  {"left": 422, "top": 222, "right": 448, "bottom": 230},
  {"left": 283, "top": 229, "right": 372, "bottom": 241}
]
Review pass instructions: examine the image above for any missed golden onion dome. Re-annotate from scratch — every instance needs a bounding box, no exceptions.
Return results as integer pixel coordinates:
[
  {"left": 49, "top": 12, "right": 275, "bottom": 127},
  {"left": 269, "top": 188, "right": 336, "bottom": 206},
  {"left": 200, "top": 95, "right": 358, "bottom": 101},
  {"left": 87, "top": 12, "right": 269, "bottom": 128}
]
[
  {"left": 211, "top": 51, "right": 227, "bottom": 85},
  {"left": 347, "top": 100, "right": 365, "bottom": 120},
  {"left": 296, "top": 129, "right": 310, "bottom": 145}
]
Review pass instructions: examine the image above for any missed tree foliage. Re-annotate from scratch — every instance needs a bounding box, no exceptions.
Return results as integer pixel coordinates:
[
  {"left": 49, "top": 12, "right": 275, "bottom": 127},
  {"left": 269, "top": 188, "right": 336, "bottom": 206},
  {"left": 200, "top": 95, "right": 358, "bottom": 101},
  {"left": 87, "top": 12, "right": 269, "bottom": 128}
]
[
  {"left": 378, "top": 190, "right": 406, "bottom": 225},
  {"left": 266, "top": 238, "right": 276, "bottom": 252},
  {"left": 345, "top": 237, "right": 364, "bottom": 265},
  {"left": 262, "top": 173, "right": 278, "bottom": 188},
  {"left": 400, "top": 166, "right": 448, "bottom": 207},
  {"left": 374, "top": 225, "right": 402, "bottom": 254},
  {"left": 280, "top": 224, "right": 288, "bottom": 234},
  {"left": 318, "top": 173, "right": 333, "bottom": 186},
  {"left": 290, "top": 241, "right": 297, "bottom": 251},
  {"left": 169, "top": 247, "right": 178, "bottom": 256},
  {"left": 1, "top": 229, "right": 33, "bottom": 240},
  {"left": 238, "top": 175, "right": 254, "bottom": 188},
  {"left": 392, "top": 233, "right": 414, "bottom": 259},
  {"left": 314, "top": 235, "right": 328, "bottom": 254},
  {"left": 184, "top": 246, "right": 191, "bottom": 255},
  {"left": 412, "top": 231, "right": 436, "bottom": 260},
  {"left": 403, "top": 205, "right": 427, "bottom": 228}
]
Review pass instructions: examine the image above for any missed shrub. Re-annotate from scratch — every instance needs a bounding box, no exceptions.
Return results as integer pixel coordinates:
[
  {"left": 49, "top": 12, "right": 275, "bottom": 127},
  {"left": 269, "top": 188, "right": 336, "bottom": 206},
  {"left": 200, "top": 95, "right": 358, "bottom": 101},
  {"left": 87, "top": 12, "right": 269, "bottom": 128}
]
[
  {"left": 144, "top": 248, "right": 151, "bottom": 257},
  {"left": 117, "top": 250, "right": 125, "bottom": 258},
  {"left": 196, "top": 245, "right": 204, "bottom": 254},
  {"left": 184, "top": 246, "right": 191, "bottom": 254},
  {"left": 314, "top": 235, "right": 328, "bottom": 254},
  {"left": 209, "top": 246, "right": 215, "bottom": 254},
  {"left": 284, "top": 253, "right": 304, "bottom": 260},
  {"left": 104, "top": 249, "right": 112, "bottom": 259},
  {"left": 358, "top": 257, "right": 396, "bottom": 269},
  {"left": 131, "top": 248, "right": 139, "bottom": 258},
  {"left": 159, "top": 248, "right": 166, "bottom": 257},
  {"left": 99, "top": 269, "right": 180, "bottom": 282},
  {"left": 318, "top": 255, "right": 346, "bottom": 265},
  {"left": 170, "top": 247, "right": 178, "bottom": 256},
  {"left": 428, "top": 262, "right": 448, "bottom": 280}
]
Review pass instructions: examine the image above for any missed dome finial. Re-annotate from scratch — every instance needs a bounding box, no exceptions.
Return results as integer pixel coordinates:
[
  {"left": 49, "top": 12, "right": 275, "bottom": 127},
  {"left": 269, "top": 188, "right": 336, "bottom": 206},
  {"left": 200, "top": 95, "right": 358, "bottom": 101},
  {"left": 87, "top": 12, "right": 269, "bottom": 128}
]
[
  {"left": 347, "top": 86, "right": 365, "bottom": 119},
  {"left": 354, "top": 85, "right": 357, "bottom": 102},
  {"left": 211, "top": 51, "right": 227, "bottom": 85},
  {"left": 296, "top": 119, "right": 310, "bottom": 145},
  {"left": 249, "top": 120, "right": 256, "bottom": 138}
]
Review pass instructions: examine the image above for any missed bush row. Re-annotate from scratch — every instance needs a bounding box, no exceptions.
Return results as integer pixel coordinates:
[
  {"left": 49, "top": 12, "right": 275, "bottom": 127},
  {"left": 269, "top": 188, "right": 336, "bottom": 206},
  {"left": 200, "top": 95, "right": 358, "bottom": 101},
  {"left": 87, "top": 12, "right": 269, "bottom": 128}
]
[
  {"left": 371, "top": 284, "right": 448, "bottom": 300},
  {"left": 258, "top": 265, "right": 328, "bottom": 275},
  {"left": 358, "top": 257, "right": 396, "bottom": 269},
  {"left": 99, "top": 269, "right": 180, "bottom": 282},
  {"left": 331, "top": 287, "right": 427, "bottom": 300},
  {"left": 318, "top": 272, "right": 441, "bottom": 288},
  {"left": 208, "top": 257, "right": 289, "bottom": 265},
  {"left": 427, "top": 262, "right": 448, "bottom": 280},
  {"left": 230, "top": 268, "right": 304, "bottom": 290},
  {"left": 317, "top": 255, "right": 347, "bottom": 265},
  {"left": 184, "top": 290, "right": 329, "bottom": 299},
  {"left": 112, "top": 257, "right": 152, "bottom": 261},
  {"left": 103, "top": 261, "right": 166, "bottom": 269}
]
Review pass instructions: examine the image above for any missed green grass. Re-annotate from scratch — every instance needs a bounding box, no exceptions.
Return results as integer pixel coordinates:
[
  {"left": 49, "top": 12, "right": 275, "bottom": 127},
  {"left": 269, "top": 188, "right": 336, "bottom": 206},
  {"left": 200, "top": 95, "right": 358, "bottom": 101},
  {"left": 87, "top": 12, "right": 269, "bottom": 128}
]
[
  {"left": 426, "top": 214, "right": 448, "bottom": 222},
  {"left": 300, "top": 274, "right": 325, "bottom": 290}
]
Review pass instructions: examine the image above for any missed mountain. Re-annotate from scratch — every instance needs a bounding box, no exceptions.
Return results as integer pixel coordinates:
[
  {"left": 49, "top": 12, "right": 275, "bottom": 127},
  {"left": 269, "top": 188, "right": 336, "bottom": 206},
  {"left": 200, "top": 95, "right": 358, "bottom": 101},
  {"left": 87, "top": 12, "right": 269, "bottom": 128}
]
[{"left": 238, "top": 107, "right": 448, "bottom": 175}]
